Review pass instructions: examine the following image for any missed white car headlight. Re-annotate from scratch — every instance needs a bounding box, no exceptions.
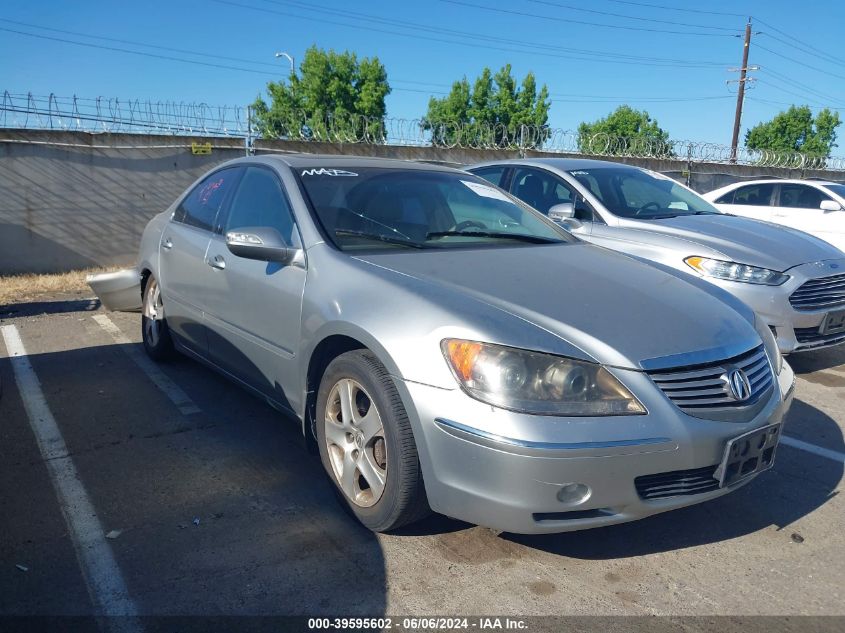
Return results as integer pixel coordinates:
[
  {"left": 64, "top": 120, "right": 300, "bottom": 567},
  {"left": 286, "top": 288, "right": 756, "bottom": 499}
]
[
  {"left": 685, "top": 256, "right": 789, "bottom": 286},
  {"left": 441, "top": 339, "right": 646, "bottom": 416}
]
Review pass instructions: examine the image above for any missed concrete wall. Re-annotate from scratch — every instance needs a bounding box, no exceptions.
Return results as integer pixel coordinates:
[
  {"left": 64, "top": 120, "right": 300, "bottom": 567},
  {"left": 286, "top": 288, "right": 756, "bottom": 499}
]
[{"left": 1, "top": 128, "right": 844, "bottom": 274}]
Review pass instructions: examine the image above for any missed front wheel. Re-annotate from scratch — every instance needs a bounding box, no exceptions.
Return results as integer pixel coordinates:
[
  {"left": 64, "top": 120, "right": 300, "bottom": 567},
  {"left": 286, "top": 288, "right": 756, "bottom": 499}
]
[
  {"left": 316, "top": 350, "right": 429, "bottom": 532},
  {"left": 141, "top": 276, "right": 174, "bottom": 361}
]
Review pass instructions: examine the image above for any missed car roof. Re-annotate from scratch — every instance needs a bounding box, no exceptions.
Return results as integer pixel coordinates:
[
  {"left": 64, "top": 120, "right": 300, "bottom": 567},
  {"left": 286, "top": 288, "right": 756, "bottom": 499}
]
[
  {"left": 721, "top": 178, "right": 840, "bottom": 187},
  {"left": 251, "top": 153, "right": 464, "bottom": 173},
  {"left": 469, "top": 157, "right": 641, "bottom": 171}
]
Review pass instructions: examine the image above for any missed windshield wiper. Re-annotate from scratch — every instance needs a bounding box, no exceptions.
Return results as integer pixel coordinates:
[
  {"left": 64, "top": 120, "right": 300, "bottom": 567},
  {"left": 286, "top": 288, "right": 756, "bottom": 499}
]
[
  {"left": 426, "top": 230, "right": 562, "bottom": 244},
  {"left": 334, "top": 229, "right": 425, "bottom": 249}
]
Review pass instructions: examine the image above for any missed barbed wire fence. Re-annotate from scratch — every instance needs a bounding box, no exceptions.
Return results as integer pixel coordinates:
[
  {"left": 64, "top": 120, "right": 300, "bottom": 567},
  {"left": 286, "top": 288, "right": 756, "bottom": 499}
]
[{"left": 2, "top": 91, "right": 844, "bottom": 172}]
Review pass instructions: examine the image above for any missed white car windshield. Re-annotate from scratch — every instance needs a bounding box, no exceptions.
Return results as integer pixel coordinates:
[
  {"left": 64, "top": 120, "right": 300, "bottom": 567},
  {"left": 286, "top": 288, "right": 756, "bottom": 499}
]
[
  {"left": 825, "top": 184, "right": 845, "bottom": 199},
  {"left": 568, "top": 167, "right": 721, "bottom": 220}
]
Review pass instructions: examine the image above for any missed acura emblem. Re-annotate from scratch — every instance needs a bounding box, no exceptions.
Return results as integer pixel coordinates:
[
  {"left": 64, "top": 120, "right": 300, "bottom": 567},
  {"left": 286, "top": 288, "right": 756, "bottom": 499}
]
[{"left": 725, "top": 368, "right": 752, "bottom": 401}]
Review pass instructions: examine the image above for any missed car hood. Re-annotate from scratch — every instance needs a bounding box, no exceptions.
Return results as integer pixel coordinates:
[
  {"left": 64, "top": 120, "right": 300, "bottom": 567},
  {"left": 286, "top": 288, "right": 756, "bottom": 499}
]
[
  {"left": 354, "top": 243, "right": 758, "bottom": 370},
  {"left": 624, "top": 214, "right": 843, "bottom": 271}
]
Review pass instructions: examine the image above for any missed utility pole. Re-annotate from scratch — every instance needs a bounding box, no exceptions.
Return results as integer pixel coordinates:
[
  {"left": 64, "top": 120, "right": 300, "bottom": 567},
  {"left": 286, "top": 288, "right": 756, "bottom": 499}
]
[{"left": 729, "top": 19, "right": 753, "bottom": 163}]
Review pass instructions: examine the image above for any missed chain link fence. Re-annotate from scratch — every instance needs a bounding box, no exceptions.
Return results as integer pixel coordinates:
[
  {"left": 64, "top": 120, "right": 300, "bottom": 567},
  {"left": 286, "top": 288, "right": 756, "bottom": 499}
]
[{"left": 3, "top": 91, "right": 844, "bottom": 171}]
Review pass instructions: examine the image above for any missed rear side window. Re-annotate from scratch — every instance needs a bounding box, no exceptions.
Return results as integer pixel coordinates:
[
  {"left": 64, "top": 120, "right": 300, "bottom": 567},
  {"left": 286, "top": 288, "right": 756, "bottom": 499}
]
[
  {"left": 731, "top": 183, "right": 775, "bottom": 206},
  {"left": 224, "top": 167, "right": 298, "bottom": 244},
  {"left": 173, "top": 168, "right": 240, "bottom": 231}
]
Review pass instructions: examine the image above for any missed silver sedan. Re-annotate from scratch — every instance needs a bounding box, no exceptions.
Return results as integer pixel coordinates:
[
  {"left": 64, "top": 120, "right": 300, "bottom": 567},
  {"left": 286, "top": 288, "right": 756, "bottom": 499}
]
[
  {"left": 90, "top": 155, "right": 793, "bottom": 534},
  {"left": 468, "top": 158, "right": 845, "bottom": 354}
]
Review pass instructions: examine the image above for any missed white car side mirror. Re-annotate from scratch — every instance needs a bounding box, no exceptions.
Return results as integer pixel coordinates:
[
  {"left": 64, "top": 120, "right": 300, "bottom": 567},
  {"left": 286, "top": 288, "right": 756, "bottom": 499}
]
[{"left": 820, "top": 200, "right": 843, "bottom": 212}]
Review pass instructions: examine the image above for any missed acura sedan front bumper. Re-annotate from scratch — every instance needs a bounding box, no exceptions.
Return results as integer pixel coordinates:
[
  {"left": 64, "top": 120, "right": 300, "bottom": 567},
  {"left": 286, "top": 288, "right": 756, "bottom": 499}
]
[{"left": 396, "top": 360, "right": 795, "bottom": 534}]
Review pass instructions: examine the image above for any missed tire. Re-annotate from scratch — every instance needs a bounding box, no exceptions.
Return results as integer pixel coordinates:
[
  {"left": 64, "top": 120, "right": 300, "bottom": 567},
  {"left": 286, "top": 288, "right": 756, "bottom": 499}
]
[
  {"left": 141, "top": 275, "right": 174, "bottom": 361},
  {"left": 316, "top": 350, "right": 430, "bottom": 532}
]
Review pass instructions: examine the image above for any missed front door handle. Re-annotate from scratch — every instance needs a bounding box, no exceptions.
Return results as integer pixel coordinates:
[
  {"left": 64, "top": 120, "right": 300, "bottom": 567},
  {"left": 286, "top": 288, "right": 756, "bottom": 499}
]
[
  {"left": 207, "top": 255, "right": 226, "bottom": 270},
  {"left": 162, "top": 237, "right": 173, "bottom": 250}
]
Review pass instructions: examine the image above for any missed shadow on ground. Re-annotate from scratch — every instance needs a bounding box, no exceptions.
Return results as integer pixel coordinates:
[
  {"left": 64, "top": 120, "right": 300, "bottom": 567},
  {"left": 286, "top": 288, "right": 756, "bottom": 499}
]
[{"left": 0, "top": 298, "right": 100, "bottom": 319}]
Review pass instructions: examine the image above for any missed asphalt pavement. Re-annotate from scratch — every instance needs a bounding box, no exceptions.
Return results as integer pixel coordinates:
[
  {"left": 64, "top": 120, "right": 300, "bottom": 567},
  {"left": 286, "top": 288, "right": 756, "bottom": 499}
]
[{"left": 1, "top": 297, "right": 843, "bottom": 630}]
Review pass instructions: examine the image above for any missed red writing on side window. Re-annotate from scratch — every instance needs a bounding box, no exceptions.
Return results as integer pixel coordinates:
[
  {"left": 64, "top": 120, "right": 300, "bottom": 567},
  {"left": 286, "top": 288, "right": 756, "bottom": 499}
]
[{"left": 199, "top": 178, "right": 224, "bottom": 205}]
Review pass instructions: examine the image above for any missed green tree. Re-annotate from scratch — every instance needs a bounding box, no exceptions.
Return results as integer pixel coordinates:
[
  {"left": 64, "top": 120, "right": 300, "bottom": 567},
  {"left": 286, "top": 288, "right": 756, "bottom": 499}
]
[
  {"left": 577, "top": 105, "right": 673, "bottom": 157},
  {"left": 251, "top": 46, "right": 390, "bottom": 141},
  {"left": 422, "top": 65, "right": 551, "bottom": 148},
  {"left": 745, "top": 105, "right": 841, "bottom": 157}
]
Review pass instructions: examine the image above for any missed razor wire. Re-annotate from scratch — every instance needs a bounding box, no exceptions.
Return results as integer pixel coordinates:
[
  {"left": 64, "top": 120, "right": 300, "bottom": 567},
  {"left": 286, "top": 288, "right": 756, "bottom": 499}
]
[{"left": 3, "top": 91, "right": 844, "bottom": 171}]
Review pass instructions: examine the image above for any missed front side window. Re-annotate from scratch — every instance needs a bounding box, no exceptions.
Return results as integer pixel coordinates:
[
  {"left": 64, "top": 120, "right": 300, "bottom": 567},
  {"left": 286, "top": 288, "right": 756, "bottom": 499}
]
[
  {"left": 732, "top": 183, "right": 775, "bottom": 206},
  {"left": 472, "top": 166, "right": 506, "bottom": 188},
  {"left": 225, "top": 167, "right": 298, "bottom": 244},
  {"left": 779, "top": 184, "right": 832, "bottom": 209},
  {"left": 566, "top": 167, "right": 719, "bottom": 219},
  {"left": 509, "top": 168, "right": 575, "bottom": 214},
  {"left": 297, "top": 167, "right": 571, "bottom": 251},
  {"left": 173, "top": 167, "right": 240, "bottom": 231}
]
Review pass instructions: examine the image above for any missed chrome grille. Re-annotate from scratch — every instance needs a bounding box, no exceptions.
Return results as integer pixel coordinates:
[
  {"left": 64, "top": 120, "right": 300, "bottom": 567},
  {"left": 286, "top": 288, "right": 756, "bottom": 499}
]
[
  {"left": 789, "top": 273, "right": 845, "bottom": 311},
  {"left": 646, "top": 345, "right": 772, "bottom": 414},
  {"left": 635, "top": 465, "right": 719, "bottom": 500}
]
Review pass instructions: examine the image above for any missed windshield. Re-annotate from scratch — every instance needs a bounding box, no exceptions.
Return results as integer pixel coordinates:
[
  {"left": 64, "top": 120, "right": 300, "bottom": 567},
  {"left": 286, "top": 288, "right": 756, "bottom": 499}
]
[
  {"left": 567, "top": 167, "right": 721, "bottom": 219},
  {"left": 825, "top": 184, "right": 845, "bottom": 199},
  {"left": 296, "top": 167, "right": 572, "bottom": 251}
]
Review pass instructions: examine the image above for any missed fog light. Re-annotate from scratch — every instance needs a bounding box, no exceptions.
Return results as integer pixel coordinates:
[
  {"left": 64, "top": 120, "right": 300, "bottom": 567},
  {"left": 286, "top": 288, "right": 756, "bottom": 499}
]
[{"left": 556, "top": 483, "right": 591, "bottom": 505}]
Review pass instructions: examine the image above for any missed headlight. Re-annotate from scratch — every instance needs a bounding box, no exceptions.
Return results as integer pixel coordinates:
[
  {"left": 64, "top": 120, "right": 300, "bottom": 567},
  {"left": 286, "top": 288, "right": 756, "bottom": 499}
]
[
  {"left": 684, "top": 256, "right": 789, "bottom": 286},
  {"left": 441, "top": 339, "right": 646, "bottom": 416},
  {"left": 755, "top": 319, "right": 784, "bottom": 375}
]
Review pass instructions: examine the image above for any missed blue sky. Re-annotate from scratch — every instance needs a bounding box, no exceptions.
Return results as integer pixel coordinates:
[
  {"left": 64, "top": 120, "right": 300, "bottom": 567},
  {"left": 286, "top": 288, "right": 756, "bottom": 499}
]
[{"left": 1, "top": 0, "right": 844, "bottom": 146}]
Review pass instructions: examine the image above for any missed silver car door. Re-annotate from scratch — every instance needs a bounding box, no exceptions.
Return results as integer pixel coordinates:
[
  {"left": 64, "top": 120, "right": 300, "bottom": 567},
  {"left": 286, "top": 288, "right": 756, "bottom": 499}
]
[
  {"left": 159, "top": 167, "right": 242, "bottom": 353},
  {"left": 202, "top": 165, "right": 306, "bottom": 410}
]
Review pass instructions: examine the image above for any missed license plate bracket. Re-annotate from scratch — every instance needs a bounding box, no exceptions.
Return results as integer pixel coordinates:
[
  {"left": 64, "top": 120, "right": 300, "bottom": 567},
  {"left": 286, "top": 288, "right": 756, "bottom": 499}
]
[
  {"left": 822, "top": 309, "right": 845, "bottom": 335},
  {"left": 714, "top": 423, "right": 780, "bottom": 487}
]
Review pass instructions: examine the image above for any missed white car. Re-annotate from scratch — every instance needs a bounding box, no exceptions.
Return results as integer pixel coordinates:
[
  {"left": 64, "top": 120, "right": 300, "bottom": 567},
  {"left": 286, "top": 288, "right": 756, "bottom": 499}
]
[{"left": 703, "top": 179, "right": 845, "bottom": 252}]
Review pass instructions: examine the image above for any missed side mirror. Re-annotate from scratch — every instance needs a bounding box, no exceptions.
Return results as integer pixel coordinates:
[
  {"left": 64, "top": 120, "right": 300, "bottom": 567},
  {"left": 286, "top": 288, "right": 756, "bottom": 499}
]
[
  {"left": 548, "top": 203, "right": 575, "bottom": 222},
  {"left": 226, "top": 226, "right": 295, "bottom": 264},
  {"left": 820, "top": 200, "right": 842, "bottom": 212}
]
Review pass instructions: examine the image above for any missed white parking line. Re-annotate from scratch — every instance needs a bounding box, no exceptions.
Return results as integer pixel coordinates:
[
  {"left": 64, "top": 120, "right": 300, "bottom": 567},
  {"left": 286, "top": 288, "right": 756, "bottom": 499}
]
[
  {"left": 92, "top": 314, "right": 201, "bottom": 416},
  {"left": 781, "top": 434, "right": 845, "bottom": 464},
  {"left": 0, "top": 325, "right": 141, "bottom": 622}
]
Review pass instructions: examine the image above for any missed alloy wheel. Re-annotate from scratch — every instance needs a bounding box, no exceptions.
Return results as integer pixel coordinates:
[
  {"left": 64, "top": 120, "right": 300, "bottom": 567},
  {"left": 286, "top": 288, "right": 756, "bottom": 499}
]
[{"left": 324, "top": 378, "right": 388, "bottom": 507}]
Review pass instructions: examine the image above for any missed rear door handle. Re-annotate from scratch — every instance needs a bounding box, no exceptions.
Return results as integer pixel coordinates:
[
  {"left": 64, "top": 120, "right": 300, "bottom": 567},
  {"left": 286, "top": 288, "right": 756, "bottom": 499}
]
[
  {"left": 162, "top": 237, "right": 173, "bottom": 250},
  {"left": 207, "top": 255, "right": 226, "bottom": 270}
]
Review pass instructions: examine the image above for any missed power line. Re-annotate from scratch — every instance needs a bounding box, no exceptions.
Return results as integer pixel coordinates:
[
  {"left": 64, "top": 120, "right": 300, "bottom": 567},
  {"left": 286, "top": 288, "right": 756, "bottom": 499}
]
[
  {"left": 758, "top": 77, "right": 844, "bottom": 110},
  {"left": 754, "top": 43, "right": 845, "bottom": 82},
  {"left": 754, "top": 16, "right": 845, "bottom": 68},
  {"left": 524, "top": 0, "right": 739, "bottom": 30},
  {"left": 0, "top": 26, "right": 443, "bottom": 96},
  {"left": 0, "top": 18, "right": 282, "bottom": 69},
  {"left": 762, "top": 68, "right": 845, "bottom": 107},
  {"left": 549, "top": 95, "right": 733, "bottom": 103},
  {"left": 241, "top": 0, "right": 732, "bottom": 66},
  {"left": 0, "top": 26, "right": 277, "bottom": 76},
  {"left": 746, "top": 96, "right": 845, "bottom": 112},
  {"left": 601, "top": 0, "right": 746, "bottom": 17},
  {"left": 436, "top": 0, "right": 742, "bottom": 36}
]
